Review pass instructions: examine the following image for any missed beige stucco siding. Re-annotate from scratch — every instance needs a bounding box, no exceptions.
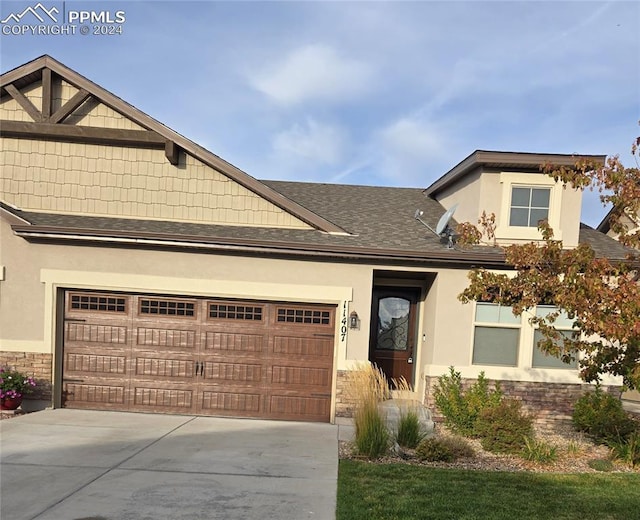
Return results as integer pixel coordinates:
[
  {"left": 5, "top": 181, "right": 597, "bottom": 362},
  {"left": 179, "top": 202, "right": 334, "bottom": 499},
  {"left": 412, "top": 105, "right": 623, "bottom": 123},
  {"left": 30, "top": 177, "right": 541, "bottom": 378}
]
[
  {"left": 435, "top": 169, "right": 583, "bottom": 248},
  {"left": 0, "top": 137, "right": 311, "bottom": 228}
]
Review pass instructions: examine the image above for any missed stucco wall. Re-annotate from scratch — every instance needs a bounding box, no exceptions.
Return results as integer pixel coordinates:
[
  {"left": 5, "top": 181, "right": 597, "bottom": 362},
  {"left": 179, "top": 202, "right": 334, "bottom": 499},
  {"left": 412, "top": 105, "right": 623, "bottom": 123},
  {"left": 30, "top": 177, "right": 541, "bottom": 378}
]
[{"left": 435, "top": 168, "right": 583, "bottom": 248}]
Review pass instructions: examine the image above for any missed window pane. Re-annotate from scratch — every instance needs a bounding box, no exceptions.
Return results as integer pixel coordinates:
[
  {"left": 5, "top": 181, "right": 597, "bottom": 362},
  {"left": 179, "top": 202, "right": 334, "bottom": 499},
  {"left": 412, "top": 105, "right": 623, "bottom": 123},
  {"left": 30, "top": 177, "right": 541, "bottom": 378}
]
[
  {"left": 535, "top": 306, "right": 574, "bottom": 328},
  {"left": 475, "top": 303, "right": 520, "bottom": 324},
  {"left": 475, "top": 302, "right": 500, "bottom": 322},
  {"left": 532, "top": 330, "right": 577, "bottom": 369},
  {"left": 510, "top": 208, "right": 529, "bottom": 226},
  {"left": 529, "top": 208, "right": 549, "bottom": 226},
  {"left": 377, "top": 297, "right": 410, "bottom": 351},
  {"left": 472, "top": 327, "right": 519, "bottom": 366},
  {"left": 511, "top": 187, "right": 531, "bottom": 207},
  {"left": 531, "top": 188, "right": 550, "bottom": 208}
]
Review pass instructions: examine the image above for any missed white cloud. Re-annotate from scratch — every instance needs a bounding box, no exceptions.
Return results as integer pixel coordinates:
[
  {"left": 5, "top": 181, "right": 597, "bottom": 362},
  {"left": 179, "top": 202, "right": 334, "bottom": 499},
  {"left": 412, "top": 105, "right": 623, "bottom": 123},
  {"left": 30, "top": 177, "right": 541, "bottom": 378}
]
[
  {"left": 381, "top": 118, "right": 447, "bottom": 160},
  {"left": 372, "top": 117, "right": 458, "bottom": 186},
  {"left": 272, "top": 118, "right": 347, "bottom": 166},
  {"left": 249, "top": 44, "right": 374, "bottom": 105}
]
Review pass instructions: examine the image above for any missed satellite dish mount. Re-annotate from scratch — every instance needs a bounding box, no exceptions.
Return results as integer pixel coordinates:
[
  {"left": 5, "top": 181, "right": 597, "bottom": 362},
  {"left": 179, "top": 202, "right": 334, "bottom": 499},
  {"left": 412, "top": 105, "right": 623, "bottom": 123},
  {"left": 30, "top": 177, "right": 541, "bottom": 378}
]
[{"left": 414, "top": 203, "right": 459, "bottom": 249}]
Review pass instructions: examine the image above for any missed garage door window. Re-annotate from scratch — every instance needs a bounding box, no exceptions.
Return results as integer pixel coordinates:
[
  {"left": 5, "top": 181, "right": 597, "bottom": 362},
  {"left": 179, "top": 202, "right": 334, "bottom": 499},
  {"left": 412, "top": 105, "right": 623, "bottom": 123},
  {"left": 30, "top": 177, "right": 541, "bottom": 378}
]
[
  {"left": 209, "top": 303, "right": 263, "bottom": 321},
  {"left": 277, "top": 307, "right": 331, "bottom": 325},
  {"left": 70, "top": 294, "right": 126, "bottom": 313},
  {"left": 140, "top": 299, "right": 195, "bottom": 317}
]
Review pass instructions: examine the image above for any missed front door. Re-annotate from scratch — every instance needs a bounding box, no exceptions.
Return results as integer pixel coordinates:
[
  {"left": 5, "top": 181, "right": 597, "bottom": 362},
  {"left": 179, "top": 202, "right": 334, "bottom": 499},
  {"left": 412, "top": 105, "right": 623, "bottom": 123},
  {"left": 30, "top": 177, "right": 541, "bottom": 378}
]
[{"left": 369, "top": 288, "right": 419, "bottom": 386}]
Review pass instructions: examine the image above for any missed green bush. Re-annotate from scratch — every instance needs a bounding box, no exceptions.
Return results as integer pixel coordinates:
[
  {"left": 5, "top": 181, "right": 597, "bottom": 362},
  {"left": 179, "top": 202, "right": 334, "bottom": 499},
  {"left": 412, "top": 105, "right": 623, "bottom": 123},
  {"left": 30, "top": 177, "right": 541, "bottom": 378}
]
[
  {"left": 415, "top": 435, "right": 475, "bottom": 462},
  {"left": 433, "top": 367, "right": 502, "bottom": 436},
  {"left": 395, "top": 410, "right": 426, "bottom": 449},
  {"left": 354, "top": 402, "right": 390, "bottom": 459},
  {"left": 475, "top": 398, "right": 534, "bottom": 454},
  {"left": 522, "top": 437, "right": 558, "bottom": 464},
  {"left": 609, "top": 431, "right": 640, "bottom": 468},
  {"left": 572, "top": 388, "right": 637, "bottom": 444},
  {"left": 587, "top": 458, "right": 614, "bottom": 472}
]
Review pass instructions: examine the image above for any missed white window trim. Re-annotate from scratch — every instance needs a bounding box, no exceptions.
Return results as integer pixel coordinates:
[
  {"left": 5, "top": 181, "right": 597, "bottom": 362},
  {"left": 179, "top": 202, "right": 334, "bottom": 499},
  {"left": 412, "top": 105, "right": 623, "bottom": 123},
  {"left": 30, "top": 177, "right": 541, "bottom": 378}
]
[
  {"left": 470, "top": 302, "right": 581, "bottom": 372},
  {"left": 495, "top": 172, "right": 563, "bottom": 242},
  {"left": 471, "top": 302, "right": 521, "bottom": 367},
  {"left": 530, "top": 306, "right": 580, "bottom": 370}
]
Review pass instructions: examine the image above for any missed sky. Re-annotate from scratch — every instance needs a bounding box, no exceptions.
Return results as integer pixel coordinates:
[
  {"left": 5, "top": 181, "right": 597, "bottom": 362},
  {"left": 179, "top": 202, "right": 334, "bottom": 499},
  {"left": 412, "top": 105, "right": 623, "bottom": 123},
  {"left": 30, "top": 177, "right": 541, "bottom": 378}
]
[{"left": 1, "top": 0, "right": 639, "bottom": 227}]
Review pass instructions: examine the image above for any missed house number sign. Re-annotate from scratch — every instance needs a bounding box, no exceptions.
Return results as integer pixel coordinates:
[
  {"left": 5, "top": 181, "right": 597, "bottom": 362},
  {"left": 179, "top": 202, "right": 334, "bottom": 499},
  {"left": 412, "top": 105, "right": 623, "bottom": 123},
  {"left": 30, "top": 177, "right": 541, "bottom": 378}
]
[{"left": 340, "top": 301, "right": 348, "bottom": 342}]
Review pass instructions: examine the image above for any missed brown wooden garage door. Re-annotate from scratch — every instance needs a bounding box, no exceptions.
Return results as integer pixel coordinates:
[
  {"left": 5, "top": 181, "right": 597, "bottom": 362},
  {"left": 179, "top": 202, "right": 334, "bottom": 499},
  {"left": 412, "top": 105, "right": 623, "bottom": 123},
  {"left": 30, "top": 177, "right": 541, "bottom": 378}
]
[{"left": 61, "top": 291, "right": 336, "bottom": 422}]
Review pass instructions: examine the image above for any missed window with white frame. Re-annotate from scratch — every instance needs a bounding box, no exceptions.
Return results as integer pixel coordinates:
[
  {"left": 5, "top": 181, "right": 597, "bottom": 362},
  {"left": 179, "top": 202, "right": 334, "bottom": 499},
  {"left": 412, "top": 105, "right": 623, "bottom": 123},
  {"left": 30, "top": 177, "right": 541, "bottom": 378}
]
[
  {"left": 472, "top": 302, "right": 521, "bottom": 366},
  {"left": 509, "top": 186, "right": 551, "bottom": 227},
  {"left": 532, "top": 305, "right": 578, "bottom": 369}
]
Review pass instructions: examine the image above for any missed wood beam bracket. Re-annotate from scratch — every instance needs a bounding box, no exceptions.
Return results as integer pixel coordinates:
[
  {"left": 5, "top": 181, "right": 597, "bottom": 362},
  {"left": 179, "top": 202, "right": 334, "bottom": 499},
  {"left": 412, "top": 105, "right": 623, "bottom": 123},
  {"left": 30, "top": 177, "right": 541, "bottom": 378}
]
[
  {"left": 0, "top": 120, "right": 166, "bottom": 148},
  {"left": 5, "top": 84, "right": 42, "bottom": 122},
  {"left": 165, "top": 140, "right": 181, "bottom": 165}
]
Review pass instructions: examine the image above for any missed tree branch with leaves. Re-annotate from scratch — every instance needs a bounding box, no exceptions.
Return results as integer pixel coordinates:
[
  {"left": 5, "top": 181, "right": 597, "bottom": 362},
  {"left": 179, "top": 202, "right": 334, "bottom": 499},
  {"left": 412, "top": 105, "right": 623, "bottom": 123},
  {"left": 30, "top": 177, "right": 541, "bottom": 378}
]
[{"left": 458, "top": 129, "right": 640, "bottom": 390}]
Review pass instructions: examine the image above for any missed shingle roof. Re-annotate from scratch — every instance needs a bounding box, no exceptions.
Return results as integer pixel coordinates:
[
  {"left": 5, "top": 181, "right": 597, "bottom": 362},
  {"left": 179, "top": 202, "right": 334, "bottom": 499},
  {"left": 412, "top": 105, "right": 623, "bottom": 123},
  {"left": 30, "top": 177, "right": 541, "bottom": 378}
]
[{"left": 3, "top": 181, "right": 631, "bottom": 265}]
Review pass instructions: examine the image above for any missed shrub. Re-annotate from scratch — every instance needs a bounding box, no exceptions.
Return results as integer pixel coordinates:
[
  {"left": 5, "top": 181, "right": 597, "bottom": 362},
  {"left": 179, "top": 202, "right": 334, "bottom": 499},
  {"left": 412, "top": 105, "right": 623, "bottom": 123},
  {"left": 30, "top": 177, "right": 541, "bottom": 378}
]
[
  {"left": 587, "top": 458, "right": 614, "bottom": 472},
  {"left": 347, "top": 363, "right": 391, "bottom": 459},
  {"left": 395, "top": 409, "right": 426, "bottom": 449},
  {"left": 415, "top": 435, "right": 475, "bottom": 462},
  {"left": 522, "top": 437, "right": 558, "bottom": 464},
  {"left": 609, "top": 431, "right": 640, "bottom": 468},
  {"left": 432, "top": 367, "right": 502, "bottom": 436},
  {"left": 572, "top": 388, "right": 637, "bottom": 444},
  {"left": 475, "top": 398, "right": 534, "bottom": 454}
]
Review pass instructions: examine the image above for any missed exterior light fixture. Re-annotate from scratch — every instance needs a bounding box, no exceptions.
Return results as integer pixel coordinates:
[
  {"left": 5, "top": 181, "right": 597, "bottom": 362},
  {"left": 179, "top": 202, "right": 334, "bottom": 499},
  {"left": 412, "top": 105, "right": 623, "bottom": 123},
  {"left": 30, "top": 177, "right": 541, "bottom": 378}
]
[{"left": 349, "top": 311, "right": 359, "bottom": 330}]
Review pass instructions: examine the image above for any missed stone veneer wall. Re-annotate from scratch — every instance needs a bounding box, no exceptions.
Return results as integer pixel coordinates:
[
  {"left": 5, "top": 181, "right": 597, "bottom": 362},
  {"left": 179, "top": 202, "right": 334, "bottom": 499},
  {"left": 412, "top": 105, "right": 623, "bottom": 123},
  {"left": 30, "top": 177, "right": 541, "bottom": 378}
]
[
  {"left": 335, "top": 370, "right": 356, "bottom": 418},
  {"left": 0, "top": 352, "right": 53, "bottom": 401},
  {"left": 424, "top": 375, "right": 622, "bottom": 431}
]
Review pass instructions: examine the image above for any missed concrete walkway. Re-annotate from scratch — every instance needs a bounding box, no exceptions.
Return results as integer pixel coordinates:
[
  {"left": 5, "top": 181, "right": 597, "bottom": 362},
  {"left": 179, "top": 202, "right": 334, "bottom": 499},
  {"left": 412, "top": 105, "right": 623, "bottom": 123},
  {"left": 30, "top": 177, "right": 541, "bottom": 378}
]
[{"left": 0, "top": 409, "right": 338, "bottom": 520}]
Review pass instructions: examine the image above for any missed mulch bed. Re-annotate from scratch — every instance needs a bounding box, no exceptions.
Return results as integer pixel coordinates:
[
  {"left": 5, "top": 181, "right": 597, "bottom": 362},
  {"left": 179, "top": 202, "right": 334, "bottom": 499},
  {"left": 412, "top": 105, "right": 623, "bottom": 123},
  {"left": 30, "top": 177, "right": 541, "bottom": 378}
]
[{"left": 340, "top": 422, "right": 639, "bottom": 473}]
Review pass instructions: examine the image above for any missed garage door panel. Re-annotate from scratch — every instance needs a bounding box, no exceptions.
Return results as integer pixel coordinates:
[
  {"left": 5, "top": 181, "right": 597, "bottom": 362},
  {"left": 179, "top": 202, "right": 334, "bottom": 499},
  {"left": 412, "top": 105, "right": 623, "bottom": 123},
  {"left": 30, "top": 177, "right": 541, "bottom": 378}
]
[
  {"left": 272, "top": 336, "right": 334, "bottom": 359},
  {"left": 66, "top": 322, "right": 128, "bottom": 345},
  {"left": 65, "top": 352, "right": 127, "bottom": 375},
  {"left": 135, "top": 326, "right": 197, "bottom": 350},
  {"left": 202, "top": 361, "right": 263, "bottom": 383},
  {"left": 271, "top": 365, "right": 331, "bottom": 387},
  {"left": 133, "top": 355, "right": 197, "bottom": 380},
  {"left": 131, "top": 384, "right": 194, "bottom": 411},
  {"left": 202, "top": 331, "right": 265, "bottom": 353},
  {"left": 268, "top": 394, "right": 330, "bottom": 421},
  {"left": 63, "top": 381, "right": 127, "bottom": 407},
  {"left": 200, "top": 389, "right": 262, "bottom": 415}
]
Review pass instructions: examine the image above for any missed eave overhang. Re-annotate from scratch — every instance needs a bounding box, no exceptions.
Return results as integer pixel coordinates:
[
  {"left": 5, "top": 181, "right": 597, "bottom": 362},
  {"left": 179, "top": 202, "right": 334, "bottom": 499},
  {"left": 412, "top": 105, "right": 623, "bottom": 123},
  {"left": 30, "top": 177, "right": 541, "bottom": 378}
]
[
  {"left": 424, "top": 150, "right": 608, "bottom": 198},
  {"left": 10, "top": 224, "right": 509, "bottom": 269}
]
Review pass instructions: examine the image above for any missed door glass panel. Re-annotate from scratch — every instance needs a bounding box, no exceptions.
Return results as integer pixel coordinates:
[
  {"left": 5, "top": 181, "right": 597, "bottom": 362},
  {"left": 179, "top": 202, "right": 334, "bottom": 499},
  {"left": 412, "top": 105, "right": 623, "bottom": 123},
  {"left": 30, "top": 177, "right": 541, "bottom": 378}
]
[{"left": 376, "top": 297, "right": 410, "bottom": 351}]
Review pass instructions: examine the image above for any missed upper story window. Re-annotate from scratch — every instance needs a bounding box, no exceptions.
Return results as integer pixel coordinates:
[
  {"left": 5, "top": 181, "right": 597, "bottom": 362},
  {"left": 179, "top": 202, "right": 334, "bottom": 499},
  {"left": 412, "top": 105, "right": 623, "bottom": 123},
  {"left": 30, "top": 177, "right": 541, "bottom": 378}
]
[
  {"left": 495, "top": 173, "right": 567, "bottom": 243},
  {"left": 509, "top": 187, "right": 550, "bottom": 227}
]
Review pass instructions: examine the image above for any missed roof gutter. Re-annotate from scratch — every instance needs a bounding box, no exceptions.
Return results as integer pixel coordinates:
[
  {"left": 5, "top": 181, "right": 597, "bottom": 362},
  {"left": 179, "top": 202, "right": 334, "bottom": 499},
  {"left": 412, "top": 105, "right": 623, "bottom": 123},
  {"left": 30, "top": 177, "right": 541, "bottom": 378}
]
[{"left": 11, "top": 225, "right": 509, "bottom": 268}]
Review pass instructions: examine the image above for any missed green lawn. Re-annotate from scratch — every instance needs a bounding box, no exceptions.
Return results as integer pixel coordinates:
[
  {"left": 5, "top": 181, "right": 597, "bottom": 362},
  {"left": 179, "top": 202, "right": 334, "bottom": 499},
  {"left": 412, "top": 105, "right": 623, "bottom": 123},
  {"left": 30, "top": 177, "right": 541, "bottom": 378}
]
[{"left": 337, "top": 460, "right": 640, "bottom": 520}]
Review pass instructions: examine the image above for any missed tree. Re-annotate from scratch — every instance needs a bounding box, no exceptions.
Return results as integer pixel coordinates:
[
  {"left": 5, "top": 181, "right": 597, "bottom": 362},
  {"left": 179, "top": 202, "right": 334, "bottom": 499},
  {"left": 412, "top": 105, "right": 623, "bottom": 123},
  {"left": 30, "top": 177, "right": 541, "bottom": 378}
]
[{"left": 458, "top": 130, "right": 640, "bottom": 390}]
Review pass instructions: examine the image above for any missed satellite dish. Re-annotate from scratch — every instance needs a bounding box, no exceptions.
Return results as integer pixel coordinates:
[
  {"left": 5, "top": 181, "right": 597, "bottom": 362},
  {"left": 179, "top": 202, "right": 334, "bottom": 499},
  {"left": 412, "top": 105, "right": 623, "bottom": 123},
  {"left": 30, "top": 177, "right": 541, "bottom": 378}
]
[
  {"left": 435, "top": 203, "right": 458, "bottom": 235},
  {"left": 414, "top": 203, "right": 459, "bottom": 249}
]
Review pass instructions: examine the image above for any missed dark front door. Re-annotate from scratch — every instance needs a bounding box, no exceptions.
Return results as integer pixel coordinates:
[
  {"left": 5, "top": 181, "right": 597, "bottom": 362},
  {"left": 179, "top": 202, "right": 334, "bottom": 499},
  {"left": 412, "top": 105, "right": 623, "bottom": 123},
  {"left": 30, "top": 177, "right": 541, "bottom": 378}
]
[{"left": 369, "top": 288, "right": 419, "bottom": 386}]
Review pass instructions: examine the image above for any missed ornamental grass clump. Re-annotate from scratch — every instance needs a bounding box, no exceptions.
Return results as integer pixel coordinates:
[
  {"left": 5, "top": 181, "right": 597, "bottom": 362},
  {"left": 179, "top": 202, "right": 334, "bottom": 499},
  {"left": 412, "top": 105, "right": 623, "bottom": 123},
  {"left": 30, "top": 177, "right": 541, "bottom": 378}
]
[
  {"left": 0, "top": 366, "right": 37, "bottom": 399},
  {"left": 347, "top": 363, "right": 391, "bottom": 459},
  {"left": 392, "top": 377, "right": 427, "bottom": 449}
]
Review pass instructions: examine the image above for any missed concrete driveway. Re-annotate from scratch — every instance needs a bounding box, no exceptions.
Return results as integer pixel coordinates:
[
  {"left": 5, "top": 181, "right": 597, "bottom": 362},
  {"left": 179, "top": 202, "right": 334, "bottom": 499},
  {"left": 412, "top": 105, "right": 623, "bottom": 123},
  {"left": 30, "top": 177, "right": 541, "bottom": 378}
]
[{"left": 0, "top": 409, "right": 339, "bottom": 520}]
